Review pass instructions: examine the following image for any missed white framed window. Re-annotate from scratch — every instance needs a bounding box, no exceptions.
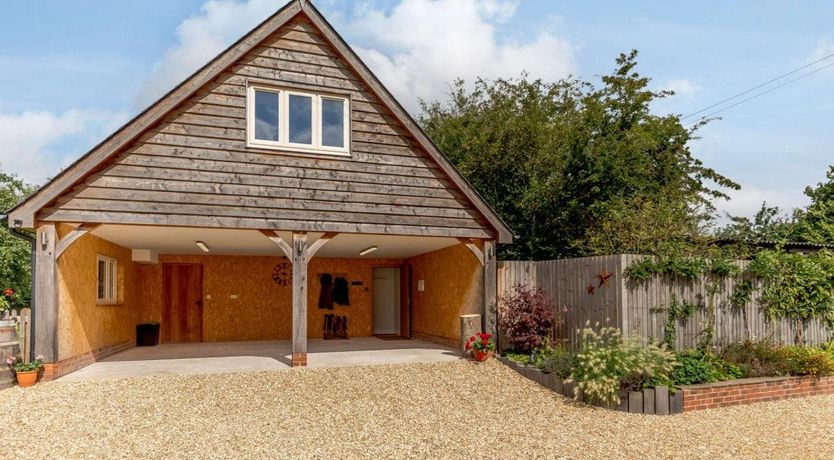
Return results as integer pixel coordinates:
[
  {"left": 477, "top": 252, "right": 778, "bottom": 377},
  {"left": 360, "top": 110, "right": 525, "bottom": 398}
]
[
  {"left": 246, "top": 84, "right": 350, "bottom": 156},
  {"left": 96, "top": 255, "right": 118, "bottom": 304}
]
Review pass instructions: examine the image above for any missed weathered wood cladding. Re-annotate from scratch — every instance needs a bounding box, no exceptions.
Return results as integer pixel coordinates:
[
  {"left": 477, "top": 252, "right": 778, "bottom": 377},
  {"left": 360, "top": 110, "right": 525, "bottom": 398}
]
[{"left": 38, "top": 15, "right": 492, "bottom": 239}]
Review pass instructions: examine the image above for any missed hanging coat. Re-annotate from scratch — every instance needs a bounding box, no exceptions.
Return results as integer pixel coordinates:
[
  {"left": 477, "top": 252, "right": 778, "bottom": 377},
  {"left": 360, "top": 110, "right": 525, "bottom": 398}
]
[
  {"left": 333, "top": 277, "right": 350, "bottom": 306},
  {"left": 318, "top": 273, "right": 334, "bottom": 310}
]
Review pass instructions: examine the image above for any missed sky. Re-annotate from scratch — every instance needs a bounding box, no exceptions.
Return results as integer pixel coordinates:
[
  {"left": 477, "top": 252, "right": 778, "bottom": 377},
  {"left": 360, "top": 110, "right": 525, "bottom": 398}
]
[{"left": 1, "top": 0, "right": 833, "bottom": 221}]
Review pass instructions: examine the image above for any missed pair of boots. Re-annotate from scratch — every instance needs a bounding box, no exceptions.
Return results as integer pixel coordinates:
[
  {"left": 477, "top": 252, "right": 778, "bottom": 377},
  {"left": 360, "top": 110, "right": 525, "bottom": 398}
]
[{"left": 323, "top": 314, "right": 348, "bottom": 339}]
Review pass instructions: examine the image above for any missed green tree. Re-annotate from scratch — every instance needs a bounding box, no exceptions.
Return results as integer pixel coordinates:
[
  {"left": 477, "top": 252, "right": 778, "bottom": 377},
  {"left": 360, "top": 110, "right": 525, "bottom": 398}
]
[
  {"left": 420, "top": 50, "right": 738, "bottom": 259},
  {"left": 716, "top": 202, "right": 795, "bottom": 243},
  {"left": 0, "top": 172, "right": 36, "bottom": 308},
  {"left": 792, "top": 166, "right": 834, "bottom": 244}
]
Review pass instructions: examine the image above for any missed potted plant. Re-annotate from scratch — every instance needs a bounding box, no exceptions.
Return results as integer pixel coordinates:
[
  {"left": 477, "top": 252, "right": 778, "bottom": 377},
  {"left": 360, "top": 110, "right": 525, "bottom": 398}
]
[
  {"left": 6, "top": 355, "right": 44, "bottom": 388},
  {"left": 465, "top": 332, "right": 496, "bottom": 362}
]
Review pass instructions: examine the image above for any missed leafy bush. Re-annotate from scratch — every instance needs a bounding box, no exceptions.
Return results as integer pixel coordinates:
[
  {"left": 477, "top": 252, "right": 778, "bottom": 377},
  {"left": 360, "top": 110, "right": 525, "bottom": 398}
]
[
  {"left": 503, "top": 350, "right": 531, "bottom": 365},
  {"left": 532, "top": 341, "right": 574, "bottom": 378},
  {"left": 670, "top": 350, "right": 742, "bottom": 385},
  {"left": 721, "top": 340, "right": 834, "bottom": 378},
  {"left": 747, "top": 250, "right": 834, "bottom": 335},
  {"left": 567, "top": 324, "right": 676, "bottom": 406},
  {"left": 721, "top": 340, "right": 789, "bottom": 377},
  {"left": 823, "top": 340, "right": 834, "bottom": 361},
  {"left": 781, "top": 346, "right": 834, "bottom": 377},
  {"left": 499, "top": 284, "right": 558, "bottom": 353}
]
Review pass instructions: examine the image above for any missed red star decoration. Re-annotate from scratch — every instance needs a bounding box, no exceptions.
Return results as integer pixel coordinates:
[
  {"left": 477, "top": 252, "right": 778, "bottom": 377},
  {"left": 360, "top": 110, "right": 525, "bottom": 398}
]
[
  {"left": 596, "top": 269, "right": 613, "bottom": 287},
  {"left": 586, "top": 284, "right": 595, "bottom": 295}
]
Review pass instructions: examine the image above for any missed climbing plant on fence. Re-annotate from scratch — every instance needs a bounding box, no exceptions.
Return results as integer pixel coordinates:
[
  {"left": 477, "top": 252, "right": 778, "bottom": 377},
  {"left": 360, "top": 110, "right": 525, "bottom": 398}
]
[
  {"left": 625, "top": 249, "right": 834, "bottom": 348},
  {"left": 624, "top": 252, "right": 741, "bottom": 351},
  {"left": 748, "top": 249, "right": 834, "bottom": 343}
]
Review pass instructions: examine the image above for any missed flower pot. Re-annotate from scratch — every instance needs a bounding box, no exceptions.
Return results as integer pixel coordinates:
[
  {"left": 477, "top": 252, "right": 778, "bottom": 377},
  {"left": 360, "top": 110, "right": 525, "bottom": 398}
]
[
  {"left": 473, "top": 349, "right": 494, "bottom": 362},
  {"left": 15, "top": 370, "right": 38, "bottom": 388}
]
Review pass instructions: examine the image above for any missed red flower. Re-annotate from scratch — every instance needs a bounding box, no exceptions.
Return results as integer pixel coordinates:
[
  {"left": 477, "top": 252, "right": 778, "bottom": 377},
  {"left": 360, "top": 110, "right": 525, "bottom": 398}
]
[
  {"left": 465, "top": 341, "right": 471, "bottom": 350},
  {"left": 481, "top": 339, "right": 488, "bottom": 347},
  {"left": 2, "top": 289, "right": 13, "bottom": 297},
  {"left": 469, "top": 336, "right": 475, "bottom": 342}
]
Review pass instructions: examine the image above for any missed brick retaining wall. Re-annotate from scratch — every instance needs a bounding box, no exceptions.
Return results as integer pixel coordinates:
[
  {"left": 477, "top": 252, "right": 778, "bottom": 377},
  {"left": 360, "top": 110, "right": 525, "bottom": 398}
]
[
  {"left": 41, "top": 340, "right": 134, "bottom": 381},
  {"left": 499, "top": 356, "right": 834, "bottom": 414},
  {"left": 681, "top": 375, "right": 834, "bottom": 411}
]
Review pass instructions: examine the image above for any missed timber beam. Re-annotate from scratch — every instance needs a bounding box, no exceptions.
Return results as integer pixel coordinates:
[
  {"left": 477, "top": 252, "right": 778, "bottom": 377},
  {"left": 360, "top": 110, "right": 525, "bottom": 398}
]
[
  {"left": 55, "top": 223, "right": 100, "bottom": 259},
  {"left": 259, "top": 229, "right": 292, "bottom": 259},
  {"left": 458, "top": 238, "right": 485, "bottom": 266}
]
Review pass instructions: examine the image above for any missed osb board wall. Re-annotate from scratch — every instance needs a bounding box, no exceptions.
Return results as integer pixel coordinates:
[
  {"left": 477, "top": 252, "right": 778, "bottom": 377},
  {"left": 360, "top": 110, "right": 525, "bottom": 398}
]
[
  {"left": 137, "top": 255, "right": 401, "bottom": 342},
  {"left": 407, "top": 243, "right": 482, "bottom": 341},
  {"left": 57, "top": 224, "right": 139, "bottom": 361}
]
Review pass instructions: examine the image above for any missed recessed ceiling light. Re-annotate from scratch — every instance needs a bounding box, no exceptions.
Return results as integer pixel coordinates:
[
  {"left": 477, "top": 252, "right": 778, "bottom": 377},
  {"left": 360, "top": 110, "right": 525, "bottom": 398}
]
[
  {"left": 359, "top": 245, "right": 378, "bottom": 256},
  {"left": 195, "top": 241, "right": 210, "bottom": 253}
]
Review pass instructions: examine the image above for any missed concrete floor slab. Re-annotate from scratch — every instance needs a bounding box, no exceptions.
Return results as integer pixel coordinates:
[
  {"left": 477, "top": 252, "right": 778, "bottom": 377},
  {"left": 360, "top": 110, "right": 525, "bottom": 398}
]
[{"left": 59, "top": 337, "right": 460, "bottom": 382}]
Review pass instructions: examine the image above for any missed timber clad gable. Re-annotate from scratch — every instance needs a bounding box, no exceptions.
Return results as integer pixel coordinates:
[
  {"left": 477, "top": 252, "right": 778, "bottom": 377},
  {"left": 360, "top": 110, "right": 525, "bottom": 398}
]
[
  {"left": 11, "top": 1, "right": 511, "bottom": 243},
  {"left": 37, "top": 16, "right": 491, "bottom": 239}
]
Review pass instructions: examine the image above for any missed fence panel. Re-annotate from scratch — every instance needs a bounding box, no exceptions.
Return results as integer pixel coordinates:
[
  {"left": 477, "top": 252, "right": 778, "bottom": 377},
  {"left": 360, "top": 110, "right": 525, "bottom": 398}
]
[
  {"left": 498, "top": 257, "right": 833, "bottom": 349},
  {"left": 0, "top": 308, "right": 32, "bottom": 389}
]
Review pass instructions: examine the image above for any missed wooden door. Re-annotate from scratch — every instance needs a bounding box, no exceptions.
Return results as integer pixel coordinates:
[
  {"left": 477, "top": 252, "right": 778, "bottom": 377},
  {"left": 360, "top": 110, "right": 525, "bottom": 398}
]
[
  {"left": 162, "top": 263, "right": 203, "bottom": 343},
  {"left": 372, "top": 267, "right": 401, "bottom": 335}
]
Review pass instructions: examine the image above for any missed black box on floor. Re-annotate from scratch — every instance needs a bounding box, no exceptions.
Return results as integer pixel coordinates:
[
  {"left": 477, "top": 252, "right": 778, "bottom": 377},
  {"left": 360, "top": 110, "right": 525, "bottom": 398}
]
[{"left": 136, "top": 323, "right": 160, "bottom": 347}]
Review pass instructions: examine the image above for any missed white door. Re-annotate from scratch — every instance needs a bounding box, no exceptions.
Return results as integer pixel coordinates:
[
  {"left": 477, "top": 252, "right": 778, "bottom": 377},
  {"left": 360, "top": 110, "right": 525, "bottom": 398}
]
[{"left": 373, "top": 267, "right": 400, "bottom": 335}]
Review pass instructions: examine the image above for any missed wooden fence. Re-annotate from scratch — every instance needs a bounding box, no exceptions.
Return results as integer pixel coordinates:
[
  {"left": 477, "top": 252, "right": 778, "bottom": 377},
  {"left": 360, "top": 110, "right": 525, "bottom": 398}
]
[
  {"left": 498, "top": 256, "right": 833, "bottom": 350},
  {"left": 0, "top": 308, "right": 31, "bottom": 390}
]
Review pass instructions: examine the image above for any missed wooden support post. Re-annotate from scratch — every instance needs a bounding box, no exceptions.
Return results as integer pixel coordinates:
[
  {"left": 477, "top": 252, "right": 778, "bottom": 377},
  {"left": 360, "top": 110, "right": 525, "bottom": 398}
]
[
  {"left": 483, "top": 240, "right": 497, "bottom": 338},
  {"left": 34, "top": 223, "right": 58, "bottom": 363},
  {"left": 291, "top": 232, "right": 308, "bottom": 367}
]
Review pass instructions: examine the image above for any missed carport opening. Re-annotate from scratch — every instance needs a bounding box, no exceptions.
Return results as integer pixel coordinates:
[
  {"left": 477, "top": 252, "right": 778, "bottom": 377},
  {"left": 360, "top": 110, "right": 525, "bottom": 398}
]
[{"left": 58, "top": 224, "right": 482, "bottom": 372}]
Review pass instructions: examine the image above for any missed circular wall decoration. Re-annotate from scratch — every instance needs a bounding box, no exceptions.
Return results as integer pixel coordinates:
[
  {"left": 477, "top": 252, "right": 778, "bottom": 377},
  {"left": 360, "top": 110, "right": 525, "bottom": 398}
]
[{"left": 272, "top": 262, "right": 292, "bottom": 286}]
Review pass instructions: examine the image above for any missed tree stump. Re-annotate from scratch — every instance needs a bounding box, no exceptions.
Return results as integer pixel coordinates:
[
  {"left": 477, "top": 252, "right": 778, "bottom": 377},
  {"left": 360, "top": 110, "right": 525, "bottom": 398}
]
[{"left": 460, "top": 314, "right": 482, "bottom": 354}]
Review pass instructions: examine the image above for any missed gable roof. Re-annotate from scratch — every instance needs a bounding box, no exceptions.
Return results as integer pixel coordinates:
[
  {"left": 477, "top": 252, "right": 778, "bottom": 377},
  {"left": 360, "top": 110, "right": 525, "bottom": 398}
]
[{"left": 7, "top": 0, "right": 512, "bottom": 243}]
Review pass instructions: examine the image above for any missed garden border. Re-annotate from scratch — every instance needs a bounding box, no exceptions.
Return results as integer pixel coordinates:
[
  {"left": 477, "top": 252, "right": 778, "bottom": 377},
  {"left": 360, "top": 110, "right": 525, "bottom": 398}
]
[
  {"left": 497, "top": 356, "right": 683, "bottom": 415},
  {"left": 498, "top": 356, "right": 834, "bottom": 414}
]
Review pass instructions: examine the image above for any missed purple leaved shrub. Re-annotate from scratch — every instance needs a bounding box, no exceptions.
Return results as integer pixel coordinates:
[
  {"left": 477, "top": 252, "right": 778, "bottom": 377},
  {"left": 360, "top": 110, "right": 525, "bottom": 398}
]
[{"left": 499, "top": 284, "right": 560, "bottom": 353}]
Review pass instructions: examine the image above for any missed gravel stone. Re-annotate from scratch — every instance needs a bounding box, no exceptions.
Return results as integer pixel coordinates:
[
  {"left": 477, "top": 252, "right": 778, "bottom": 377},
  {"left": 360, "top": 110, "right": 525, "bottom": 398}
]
[{"left": 1, "top": 359, "right": 832, "bottom": 459}]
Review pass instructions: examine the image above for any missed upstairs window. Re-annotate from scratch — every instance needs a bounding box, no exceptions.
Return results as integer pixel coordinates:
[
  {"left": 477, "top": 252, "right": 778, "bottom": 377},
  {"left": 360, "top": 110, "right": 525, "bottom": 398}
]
[{"left": 247, "top": 85, "right": 349, "bottom": 155}]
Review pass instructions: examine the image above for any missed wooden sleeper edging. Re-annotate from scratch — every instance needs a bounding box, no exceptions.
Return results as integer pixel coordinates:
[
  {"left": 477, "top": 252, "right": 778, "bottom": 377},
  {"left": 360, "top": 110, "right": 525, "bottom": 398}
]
[{"left": 496, "top": 356, "right": 683, "bottom": 415}]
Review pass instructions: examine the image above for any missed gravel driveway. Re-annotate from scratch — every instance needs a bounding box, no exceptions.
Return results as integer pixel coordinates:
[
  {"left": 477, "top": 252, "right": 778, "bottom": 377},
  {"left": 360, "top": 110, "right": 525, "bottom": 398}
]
[{"left": 1, "top": 359, "right": 832, "bottom": 459}]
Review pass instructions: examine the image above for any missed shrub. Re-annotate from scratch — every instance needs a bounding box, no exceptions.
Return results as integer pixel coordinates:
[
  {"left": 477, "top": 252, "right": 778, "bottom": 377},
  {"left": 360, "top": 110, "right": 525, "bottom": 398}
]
[
  {"left": 721, "top": 340, "right": 788, "bottom": 377},
  {"left": 721, "top": 340, "right": 834, "bottom": 378},
  {"left": 670, "top": 350, "right": 742, "bottom": 385},
  {"left": 499, "top": 284, "right": 558, "bottom": 353},
  {"left": 503, "top": 350, "right": 531, "bottom": 365},
  {"left": 782, "top": 346, "right": 834, "bottom": 377},
  {"left": 533, "top": 340, "right": 574, "bottom": 378},
  {"left": 567, "top": 324, "right": 676, "bottom": 406}
]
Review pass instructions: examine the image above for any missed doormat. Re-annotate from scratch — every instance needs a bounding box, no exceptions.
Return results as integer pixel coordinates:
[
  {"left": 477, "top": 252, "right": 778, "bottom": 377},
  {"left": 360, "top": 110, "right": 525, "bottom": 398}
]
[{"left": 373, "top": 334, "right": 409, "bottom": 341}]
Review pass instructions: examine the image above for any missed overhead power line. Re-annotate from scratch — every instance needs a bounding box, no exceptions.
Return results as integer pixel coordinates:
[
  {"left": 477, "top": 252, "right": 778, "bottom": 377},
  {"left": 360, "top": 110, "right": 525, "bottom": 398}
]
[
  {"left": 686, "top": 60, "right": 834, "bottom": 125},
  {"left": 682, "top": 52, "right": 834, "bottom": 122}
]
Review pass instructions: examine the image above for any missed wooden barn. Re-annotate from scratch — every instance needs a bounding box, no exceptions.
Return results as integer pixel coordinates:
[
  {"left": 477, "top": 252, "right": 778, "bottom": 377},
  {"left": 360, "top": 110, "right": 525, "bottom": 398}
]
[{"left": 5, "top": 0, "right": 511, "bottom": 379}]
